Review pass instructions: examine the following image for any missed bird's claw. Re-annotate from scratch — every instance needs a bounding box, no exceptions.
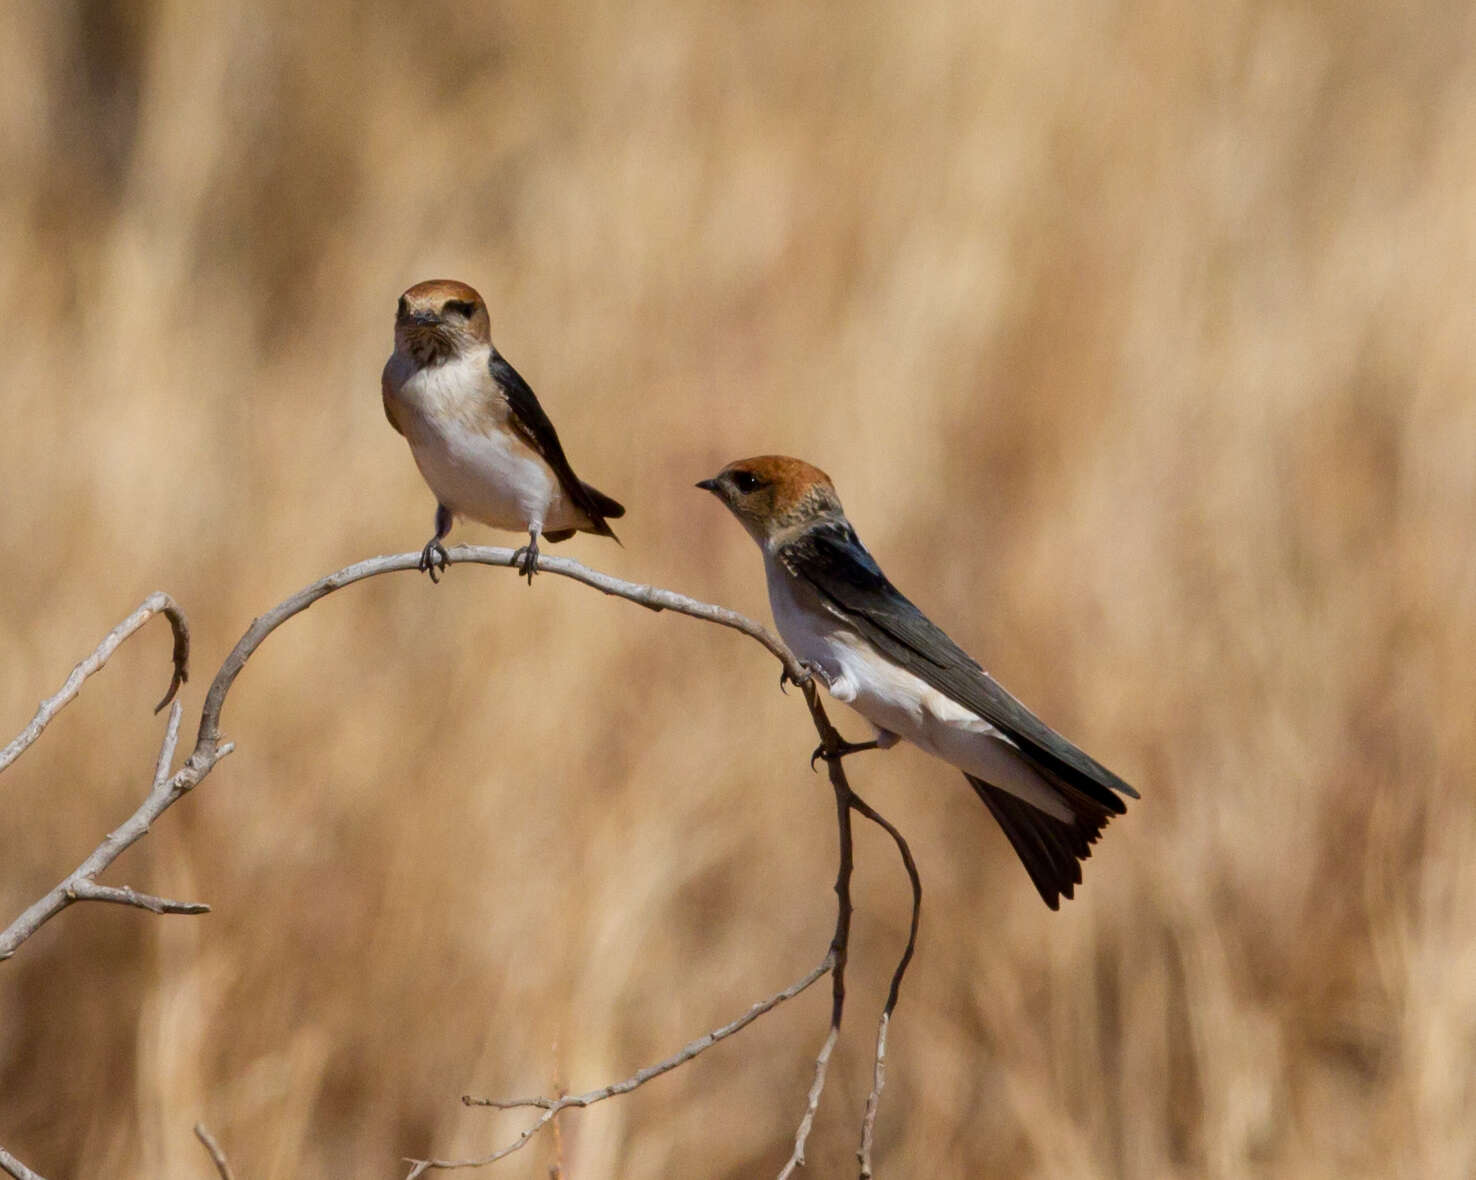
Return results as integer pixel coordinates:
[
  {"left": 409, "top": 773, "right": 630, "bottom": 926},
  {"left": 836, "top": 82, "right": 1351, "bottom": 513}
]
[
  {"left": 809, "top": 737, "right": 881, "bottom": 772},
  {"left": 419, "top": 539, "right": 450, "bottom": 583},
  {"left": 780, "top": 660, "right": 822, "bottom": 694},
  {"left": 512, "top": 542, "right": 540, "bottom": 585}
]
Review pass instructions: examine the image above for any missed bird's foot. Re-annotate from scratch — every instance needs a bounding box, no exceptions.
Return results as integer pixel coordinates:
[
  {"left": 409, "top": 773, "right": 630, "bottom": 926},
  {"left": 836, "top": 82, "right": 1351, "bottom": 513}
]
[
  {"left": 512, "top": 538, "right": 541, "bottom": 584},
  {"left": 810, "top": 737, "right": 882, "bottom": 772},
  {"left": 779, "top": 659, "right": 824, "bottom": 694},
  {"left": 419, "top": 539, "right": 450, "bottom": 583}
]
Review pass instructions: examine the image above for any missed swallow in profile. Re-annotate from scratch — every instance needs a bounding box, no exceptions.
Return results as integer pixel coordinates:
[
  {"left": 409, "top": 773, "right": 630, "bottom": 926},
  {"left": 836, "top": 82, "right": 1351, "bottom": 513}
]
[
  {"left": 698, "top": 455, "right": 1138, "bottom": 908},
  {"left": 382, "top": 280, "right": 624, "bottom": 583}
]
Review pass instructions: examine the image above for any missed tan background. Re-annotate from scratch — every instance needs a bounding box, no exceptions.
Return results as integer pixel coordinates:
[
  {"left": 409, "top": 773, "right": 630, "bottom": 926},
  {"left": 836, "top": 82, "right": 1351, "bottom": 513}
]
[{"left": 3, "top": 2, "right": 1474, "bottom": 1176}]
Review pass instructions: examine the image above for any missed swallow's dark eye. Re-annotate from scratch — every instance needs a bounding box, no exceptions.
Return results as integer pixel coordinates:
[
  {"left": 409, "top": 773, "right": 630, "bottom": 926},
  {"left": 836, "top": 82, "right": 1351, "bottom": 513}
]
[
  {"left": 731, "top": 470, "right": 763, "bottom": 493},
  {"left": 444, "top": 300, "right": 476, "bottom": 319},
  {"left": 397, "top": 297, "right": 409, "bottom": 318}
]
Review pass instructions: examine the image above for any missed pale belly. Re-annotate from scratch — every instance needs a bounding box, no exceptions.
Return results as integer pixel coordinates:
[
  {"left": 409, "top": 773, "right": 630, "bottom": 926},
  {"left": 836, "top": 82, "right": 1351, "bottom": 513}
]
[
  {"left": 768, "top": 569, "right": 1071, "bottom": 820},
  {"left": 406, "top": 418, "right": 583, "bottom": 533}
]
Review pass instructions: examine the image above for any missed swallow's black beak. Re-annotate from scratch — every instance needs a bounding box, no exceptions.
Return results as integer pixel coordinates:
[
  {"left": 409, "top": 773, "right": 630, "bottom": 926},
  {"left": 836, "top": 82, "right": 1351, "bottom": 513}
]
[
  {"left": 410, "top": 310, "right": 441, "bottom": 327},
  {"left": 695, "top": 477, "right": 720, "bottom": 493}
]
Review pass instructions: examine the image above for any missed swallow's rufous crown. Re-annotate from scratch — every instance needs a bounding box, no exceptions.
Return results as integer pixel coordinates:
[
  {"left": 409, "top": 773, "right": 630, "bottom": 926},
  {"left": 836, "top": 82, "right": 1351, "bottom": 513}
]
[
  {"left": 395, "top": 279, "right": 492, "bottom": 361},
  {"left": 697, "top": 455, "right": 844, "bottom": 543}
]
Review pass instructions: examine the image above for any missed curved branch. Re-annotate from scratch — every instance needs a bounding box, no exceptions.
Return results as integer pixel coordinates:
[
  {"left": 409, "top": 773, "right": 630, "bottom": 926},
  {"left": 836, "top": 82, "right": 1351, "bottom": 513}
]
[
  {"left": 0, "top": 592, "right": 189, "bottom": 775},
  {"left": 846, "top": 791, "right": 922, "bottom": 1178},
  {"left": 777, "top": 680, "right": 856, "bottom": 1178},
  {"left": 193, "top": 1123, "right": 235, "bottom": 1180},
  {"left": 798, "top": 678, "right": 923, "bottom": 1178},
  {"left": 194, "top": 545, "right": 806, "bottom": 749},
  {"left": 430, "top": 660, "right": 916, "bottom": 1180},
  {"left": 1, "top": 547, "right": 799, "bottom": 962},
  {"left": 1, "top": 546, "right": 922, "bottom": 1179}
]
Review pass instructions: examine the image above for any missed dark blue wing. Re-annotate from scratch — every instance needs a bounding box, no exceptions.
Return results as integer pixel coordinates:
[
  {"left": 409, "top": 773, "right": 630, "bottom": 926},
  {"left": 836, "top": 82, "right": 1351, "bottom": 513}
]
[
  {"left": 489, "top": 350, "right": 624, "bottom": 535},
  {"left": 776, "top": 520, "right": 1137, "bottom": 813}
]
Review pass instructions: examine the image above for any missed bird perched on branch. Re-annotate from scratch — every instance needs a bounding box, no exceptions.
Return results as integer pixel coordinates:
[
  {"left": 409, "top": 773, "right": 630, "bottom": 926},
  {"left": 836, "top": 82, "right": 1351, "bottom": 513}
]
[
  {"left": 698, "top": 455, "right": 1137, "bottom": 908},
  {"left": 382, "top": 280, "right": 624, "bottom": 583}
]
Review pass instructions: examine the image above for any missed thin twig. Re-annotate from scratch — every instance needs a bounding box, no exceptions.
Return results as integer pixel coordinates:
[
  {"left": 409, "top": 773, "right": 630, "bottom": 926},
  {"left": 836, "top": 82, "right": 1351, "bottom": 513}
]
[
  {"left": 0, "top": 702, "right": 220, "bottom": 960},
  {"left": 776, "top": 679, "right": 858, "bottom": 1178},
  {"left": 546, "top": 1049, "right": 565, "bottom": 1180},
  {"left": 775, "top": 1024, "right": 839, "bottom": 1180},
  {"left": 845, "top": 798, "right": 921, "bottom": 1018},
  {"left": 405, "top": 957, "right": 833, "bottom": 1177},
  {"left": 0, "top": 592, "right": 188, "bottom": 775},
  {"left": 0, "top": 1143, "right": 48, "bottom": 1180},
  {"left": 409, "top": 567, "right": 919, "bottom": 1179},
  {"left": 193, "top": 1123, "right": 235, "bottom": 1180},
  {"left": 846, "top": 792, "right": 922, "bottom": 1178},
  {"left": 64, "top": 879, "right": 208, "bottom": 914},
  {"left": 802, "top": 684, "right": 857, "bottom": 1036},
  {"left": 858, "top": 1013, "right": 890, "bottom": 1179}
]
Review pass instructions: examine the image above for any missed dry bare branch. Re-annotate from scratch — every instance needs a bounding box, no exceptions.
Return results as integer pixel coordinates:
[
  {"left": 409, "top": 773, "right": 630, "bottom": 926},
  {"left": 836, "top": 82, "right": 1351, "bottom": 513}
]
[
  {"left": 546, "top": 1065, "right": 566, "bottom": 1180},
  {"left": 847, "top": 793, "right": 922, "bottom": 1179},
  {"left": 416, "top": 956, "right": 833, "bottom": 1178},
  {"left": 774, "top": 685, "right": 860, "bottom": 1177},
  {"left": 191, "top": 546, "right": 807, "bottom": 758},
  {"left": 3, "top": 545, "right": 797, "bottom": 961},
  {"left": 0, "top": 1143, "right": 48, "bottom": 1180},
  {"left": 1, "top": 546, "right": 921, "bottom": 1176},
  {"left": 416, "top": 617, "right": 920, "bottom": 1180},
  {"left": 789, "top": 676, "right": 925, "bottom": 1177},
  {"left": 776, "top": 1024, "right": 839, "bottom": 1180},
  {"left": 0, "top": 702, "right": 218, "bottom": 961},
  {"left": 193, "top": 1122, "right": 236, "bottom": 1180},
  {"left": 0, "top": 591, "right": 188, "bottom": 775}
]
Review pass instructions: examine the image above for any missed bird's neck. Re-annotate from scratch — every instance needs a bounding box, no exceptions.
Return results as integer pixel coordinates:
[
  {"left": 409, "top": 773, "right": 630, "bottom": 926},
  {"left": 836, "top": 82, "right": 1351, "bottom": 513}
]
[{"left": 762, "top": 509, "right": 845, "bottom": 554}]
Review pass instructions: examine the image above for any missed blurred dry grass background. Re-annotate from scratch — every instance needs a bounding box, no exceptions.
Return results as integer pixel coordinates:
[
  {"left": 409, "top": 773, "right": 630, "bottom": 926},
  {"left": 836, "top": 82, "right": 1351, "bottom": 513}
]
[{"left": 2, "top": 1, "right": 1474, "bottom": 1176}]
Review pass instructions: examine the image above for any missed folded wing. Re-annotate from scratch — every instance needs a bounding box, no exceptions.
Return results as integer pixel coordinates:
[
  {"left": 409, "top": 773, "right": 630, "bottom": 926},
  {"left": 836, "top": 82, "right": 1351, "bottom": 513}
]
[
  {"left": 777, "top": 521, "right": 1138, "bottom": 815},
  {"left": 489, "top": 350, "right": 625, "bottom": 538}
]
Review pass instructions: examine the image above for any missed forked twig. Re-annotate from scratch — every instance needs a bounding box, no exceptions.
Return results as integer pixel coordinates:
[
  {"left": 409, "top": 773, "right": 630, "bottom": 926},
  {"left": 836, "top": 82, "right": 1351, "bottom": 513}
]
[
  {"left": 776, "top": 678, "right": 858, "bottom": 1178},
  {"left": 847, "top": 793, "right": 922, "bottom": 1177},
  {"left": 1, "top": 547, "right": 922, "bottom": 1177},
  {"left": 0, "top": 591, "right": 188, "bottom": 775},
  {"left": 0, "top": 701, "right": 218, "bottom": 960},
  {"left": 418, "top": 958, "right": 833, "bottom": 1178},
  {"left": 409, "top": 645, "right": 922, "bottom": 1178},
  {"left": 0, "top": 547, "right": 802, "bottom": 962}
]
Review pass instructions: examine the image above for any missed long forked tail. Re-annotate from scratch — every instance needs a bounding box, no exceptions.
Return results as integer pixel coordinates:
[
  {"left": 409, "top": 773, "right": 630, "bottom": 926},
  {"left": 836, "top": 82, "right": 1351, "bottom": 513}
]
[
  {"left": 966, "top": 774, "right": 1118, "bottom": 910},
  {"left": 577, "top": 481, "right": 625, "bottom": 543},
  {"left": 544, "top": 483, "right": 625, "bottom": 545}
]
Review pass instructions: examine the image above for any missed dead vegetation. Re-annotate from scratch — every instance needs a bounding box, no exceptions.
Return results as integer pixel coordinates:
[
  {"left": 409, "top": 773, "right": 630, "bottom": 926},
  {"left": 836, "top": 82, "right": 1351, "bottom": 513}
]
[{"left": 2, "top": 1, "right": 1474, "bottom": 1176}]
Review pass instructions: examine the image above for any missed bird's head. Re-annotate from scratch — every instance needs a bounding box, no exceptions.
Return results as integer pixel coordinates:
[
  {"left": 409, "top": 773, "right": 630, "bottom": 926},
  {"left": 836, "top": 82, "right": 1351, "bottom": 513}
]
[
  {"left": 394, "top": 279, "right": 492, "bottom": 366},
  {"left": 697, "top": 455, "right": 845, "bottom": 546}
]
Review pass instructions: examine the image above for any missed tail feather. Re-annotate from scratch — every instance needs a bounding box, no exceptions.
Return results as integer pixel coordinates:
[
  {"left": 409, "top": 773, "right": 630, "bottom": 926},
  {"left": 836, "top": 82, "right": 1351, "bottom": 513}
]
[
  {"left": 967, "top": 773, "right": 1115, "bottom": 910},
  {"left": 582, "top": 483, "right": 625, "bottom": 520},
  {"left": 570, "top": 481, "right": 624, "bottom": 544}
]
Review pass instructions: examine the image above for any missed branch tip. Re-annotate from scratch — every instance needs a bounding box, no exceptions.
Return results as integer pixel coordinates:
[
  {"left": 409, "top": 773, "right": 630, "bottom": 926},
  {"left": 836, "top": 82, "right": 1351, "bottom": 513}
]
[{"left": 193, "top": 1122, "right": 235, "bottom": 1180}]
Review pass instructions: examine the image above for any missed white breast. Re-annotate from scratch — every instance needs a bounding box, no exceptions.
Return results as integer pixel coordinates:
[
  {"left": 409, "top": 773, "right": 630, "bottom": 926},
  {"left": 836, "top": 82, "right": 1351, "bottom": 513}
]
[
  {"left": 763, "top": 553, "right": 1072, "bottom": 820},
  {"left": 387, "top": 348, "right": 582, "bottom": 534}
]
